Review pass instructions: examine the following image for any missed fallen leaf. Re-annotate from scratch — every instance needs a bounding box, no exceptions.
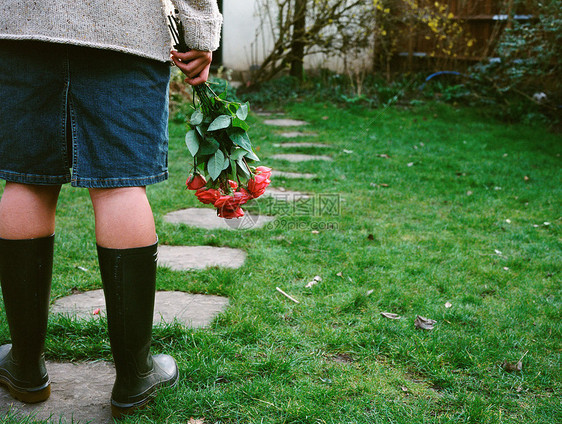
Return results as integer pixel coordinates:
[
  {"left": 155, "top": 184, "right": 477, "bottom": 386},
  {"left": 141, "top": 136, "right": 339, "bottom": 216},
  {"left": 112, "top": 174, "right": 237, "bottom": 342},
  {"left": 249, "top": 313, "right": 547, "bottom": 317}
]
[
  {"left": 343, "top": 149, "right": 353, "bottom": 154},
  {"left": 503, "top": 153, "right": 508, "bottom": 157},
  {"left": 377, "top": 153, "right": 390, "bottom": 158},
  {"left": 366, "top": 289, "right": 374, "bottom": 296},
  {"left": 502, "top": 360, "right": 523, "bottom": 372},
  {"left": 311, "top": 230, "right": 320, "bottom": 234},
  {"left": 305, "top": 275, "right": 322, "bottom": 288},
  {"left": 70, "top": 287, "right": 83, "bottom": 295},
  {"left": 503, "top": 267, "right": 510, "bottom": 271},
  {"left": 544, "top": 222, "right": 551, "bottom": 226},
  {"left": 322, "top": 116, "right": 329, "bottom": 120},
  {"left": 414, "top": 315, "right": 436, "bottom": 330},
  {"left": 320, "top": 377, "right": 332, "bottom": 384},
  {"left": 524, "top": 175, "right": 530, "bottom": 181},
  {"left": 367, "top": 234, "right": 374, "bottom": 240},
  {"left": 76, "top": 266, "right": 88, "bottom": 272},
  {"left": 336, "top": 272, "right": 343, "bottom": 277},
  {"left": 407, "top": 162, "right": 414, "bottom": 167},
  {"left": 401, "top": 386, "right": 409, "bottom": 393},
  {"left": 494, "top": 249, "right": 502, "bottom": 255},
  {"left": 506, "top": 219, "right": 511, "bottom": 224},
  {"left": 445, "top": 302, "right": 452, "bottom": 308},
  {"left": 381, "top": 183, "right": 389, "bottom": 188},
  {"left": 381, "top": 312, "right": 401, "bottom": 320},
  {"left": 466, "top": 191, "right": 473, "bottom": 196},
  {"left": 494, "top": 186, "right": 502, "bottom": 191},
  {"left": 413, "top": 145, "right": 418, "bottom": 150},
  {"left": 188, "top": 419, "right": 205, "bottom": 424}
]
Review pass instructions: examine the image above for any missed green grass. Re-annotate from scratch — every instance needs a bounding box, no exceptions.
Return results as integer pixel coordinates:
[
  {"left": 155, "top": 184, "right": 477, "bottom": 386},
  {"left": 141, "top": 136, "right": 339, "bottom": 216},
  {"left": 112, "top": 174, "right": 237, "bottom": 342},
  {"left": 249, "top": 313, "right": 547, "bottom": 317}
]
[{"left": 1, "top": 101, "right": 561, "bottom": 423}]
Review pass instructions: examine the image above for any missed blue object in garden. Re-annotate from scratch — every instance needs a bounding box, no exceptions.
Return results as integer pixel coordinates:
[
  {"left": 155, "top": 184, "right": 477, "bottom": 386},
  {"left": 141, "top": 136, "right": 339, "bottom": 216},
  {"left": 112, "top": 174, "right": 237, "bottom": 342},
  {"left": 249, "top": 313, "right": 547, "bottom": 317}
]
[{"left": 419, "top": 71, "right": 469, "bottom": 90}]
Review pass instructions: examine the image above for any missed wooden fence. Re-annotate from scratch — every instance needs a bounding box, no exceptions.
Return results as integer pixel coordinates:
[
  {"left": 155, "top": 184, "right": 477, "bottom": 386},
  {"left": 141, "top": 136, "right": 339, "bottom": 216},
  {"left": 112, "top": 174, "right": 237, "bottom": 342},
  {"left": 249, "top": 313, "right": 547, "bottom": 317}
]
[{"left": 392, "top": 0, "right": 535, "bottom": 72}]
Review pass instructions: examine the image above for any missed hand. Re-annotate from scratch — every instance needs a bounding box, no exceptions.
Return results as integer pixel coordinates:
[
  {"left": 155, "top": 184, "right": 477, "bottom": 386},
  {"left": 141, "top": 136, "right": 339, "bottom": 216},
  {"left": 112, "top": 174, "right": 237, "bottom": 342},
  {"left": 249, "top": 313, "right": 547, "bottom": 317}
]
[{"left": 171, "top": 50, "right": 213, "bottom": 86}]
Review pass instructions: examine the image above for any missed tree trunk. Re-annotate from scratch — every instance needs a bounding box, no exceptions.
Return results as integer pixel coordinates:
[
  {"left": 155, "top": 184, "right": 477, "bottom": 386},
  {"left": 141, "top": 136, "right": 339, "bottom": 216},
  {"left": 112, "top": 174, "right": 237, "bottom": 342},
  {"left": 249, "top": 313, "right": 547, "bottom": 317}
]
[{"left": 290, "top": 0, "right": 307, "bottom": 79}]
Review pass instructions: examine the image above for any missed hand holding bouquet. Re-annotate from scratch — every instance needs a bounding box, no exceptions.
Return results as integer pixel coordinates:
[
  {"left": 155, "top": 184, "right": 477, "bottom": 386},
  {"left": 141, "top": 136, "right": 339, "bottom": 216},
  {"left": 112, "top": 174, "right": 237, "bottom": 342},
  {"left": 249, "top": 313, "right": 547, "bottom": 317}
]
[{"left": 168, "top": 13, "right": 270, "bottom": 218}]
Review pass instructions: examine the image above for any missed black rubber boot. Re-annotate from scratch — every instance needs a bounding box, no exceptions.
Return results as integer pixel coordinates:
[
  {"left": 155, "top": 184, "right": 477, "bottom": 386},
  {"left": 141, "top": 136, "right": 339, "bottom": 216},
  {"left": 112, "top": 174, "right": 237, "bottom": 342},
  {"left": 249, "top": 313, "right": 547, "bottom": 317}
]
[
  {"left": 97, "top": 241, "right": 179, "bottom": 419},
  {"left": 0, "top": 235, "right": 54, "bottom": 403}
]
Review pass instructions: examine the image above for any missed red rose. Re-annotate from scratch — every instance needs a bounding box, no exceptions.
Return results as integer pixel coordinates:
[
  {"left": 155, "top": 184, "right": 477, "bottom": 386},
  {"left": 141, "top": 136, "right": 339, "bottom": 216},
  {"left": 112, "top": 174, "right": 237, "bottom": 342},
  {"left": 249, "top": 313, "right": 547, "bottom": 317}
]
[
  {"left": 247, "top": 173, "right": 271, "bottom": 198},
  {"left": 214, "top": 189, "right": 251, "bottom": 209},
  {"left": 186, "top": 174, "right": 207, "bottom": 190},
  {"left": 218, "top": 206, "right": 244, "bottom": 219},
  {"left": 195, "top": 188, "right": 221, "bottom": 204},
  {"left": 255, "top": 166, "right": 272, "bottom": 179}
]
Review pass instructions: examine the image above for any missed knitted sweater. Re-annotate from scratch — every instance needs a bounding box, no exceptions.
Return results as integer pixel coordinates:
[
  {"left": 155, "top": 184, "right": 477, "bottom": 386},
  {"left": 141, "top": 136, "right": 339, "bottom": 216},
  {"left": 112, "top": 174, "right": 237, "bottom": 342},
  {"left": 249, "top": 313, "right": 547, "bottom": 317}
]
[{"left": 0, "top": 0, "right": 222, "bottom": 62}]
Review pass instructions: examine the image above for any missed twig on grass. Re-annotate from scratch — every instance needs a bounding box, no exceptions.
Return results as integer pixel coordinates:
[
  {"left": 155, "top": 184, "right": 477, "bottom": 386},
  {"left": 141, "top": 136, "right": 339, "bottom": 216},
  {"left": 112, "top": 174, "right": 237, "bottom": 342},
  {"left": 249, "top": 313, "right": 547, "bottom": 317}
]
[{"left": 276, "top": 287, "right": 300, "bottom": 304}]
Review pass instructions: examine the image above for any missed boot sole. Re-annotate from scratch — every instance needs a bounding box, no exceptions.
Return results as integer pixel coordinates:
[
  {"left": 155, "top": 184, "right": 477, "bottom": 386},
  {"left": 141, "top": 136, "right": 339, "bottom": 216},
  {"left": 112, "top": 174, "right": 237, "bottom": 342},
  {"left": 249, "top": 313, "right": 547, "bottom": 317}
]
[
  {"left": 111, "top": 396, "right": 152, "bottom": 419},
  {"left": 111, "top": 374, "right": 179, "bottom": 419},
  {"left": 0, "top": 378, "right": 51, "bottom": 403}
]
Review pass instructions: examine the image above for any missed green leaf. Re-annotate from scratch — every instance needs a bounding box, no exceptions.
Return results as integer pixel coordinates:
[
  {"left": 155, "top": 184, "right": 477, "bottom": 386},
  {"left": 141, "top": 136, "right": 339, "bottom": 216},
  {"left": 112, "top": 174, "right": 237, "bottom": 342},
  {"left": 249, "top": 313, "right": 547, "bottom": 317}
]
[
  {"left": 208, "top": 115, "right": 232, "bottom": 131},
  {"left": 232, "top": 118, "right": 250, "bottom": 131},
  {"left": 244, "top": 150, "right": 260, "bottom": 161},
  {"left": 185, "top": 130, "right": 200, "bottom": 156},
  {"left": 208, "top": 149, "right": 225, "bottom": 180},
  {"left": 190, "top": 110, "right": 204, "bottom": 126},
  {"left": 230, "top": 148, "right": 246, "bottom": 161},
  {"left": 222, "top": 157, "right": 231, "bottom": 171},
  {"left": 197, "top": 137, "right": 220, "bottom": 156},
  {"left": 236, "top": 103, "right": 249, "bottom": 120},
  {"left": 230, "top": 130, "right": 252, "bottom": 151},
  {"left": 237, "top": 158, "right": 251, "bottom": 178}
]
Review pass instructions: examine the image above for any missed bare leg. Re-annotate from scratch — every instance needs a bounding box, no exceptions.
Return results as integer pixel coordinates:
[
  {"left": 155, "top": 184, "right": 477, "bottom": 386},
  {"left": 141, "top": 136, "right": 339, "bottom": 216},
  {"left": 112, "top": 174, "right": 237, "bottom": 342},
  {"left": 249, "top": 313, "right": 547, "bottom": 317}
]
[
  {"left": 0, "top": 183, "right": 61, "bottom": 239},
  {"left": 88, "top": 187, "right": 157, "bottom": 249}
]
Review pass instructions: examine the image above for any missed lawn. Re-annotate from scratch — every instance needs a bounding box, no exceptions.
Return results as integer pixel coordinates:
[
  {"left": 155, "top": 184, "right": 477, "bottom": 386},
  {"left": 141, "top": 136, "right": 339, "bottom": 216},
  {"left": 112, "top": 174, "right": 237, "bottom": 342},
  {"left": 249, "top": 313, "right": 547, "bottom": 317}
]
[{"left": 1, "top": 100, "right": 560, "bottom": 423}]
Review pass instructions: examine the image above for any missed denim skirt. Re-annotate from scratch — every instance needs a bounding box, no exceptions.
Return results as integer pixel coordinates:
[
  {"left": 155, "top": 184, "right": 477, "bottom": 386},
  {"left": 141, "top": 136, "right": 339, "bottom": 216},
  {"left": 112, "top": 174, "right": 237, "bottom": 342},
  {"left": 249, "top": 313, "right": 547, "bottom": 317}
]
[{"left": 0, "top": 40, "right": 170, "bottom": 188}]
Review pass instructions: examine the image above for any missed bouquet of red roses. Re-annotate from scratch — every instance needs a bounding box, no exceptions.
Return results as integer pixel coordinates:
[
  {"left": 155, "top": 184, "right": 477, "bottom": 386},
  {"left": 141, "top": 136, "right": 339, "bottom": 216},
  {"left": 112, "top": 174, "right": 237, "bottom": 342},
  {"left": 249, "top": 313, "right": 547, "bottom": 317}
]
[{"left": 169, "top": 14, "right": 270, "bottom": 218}]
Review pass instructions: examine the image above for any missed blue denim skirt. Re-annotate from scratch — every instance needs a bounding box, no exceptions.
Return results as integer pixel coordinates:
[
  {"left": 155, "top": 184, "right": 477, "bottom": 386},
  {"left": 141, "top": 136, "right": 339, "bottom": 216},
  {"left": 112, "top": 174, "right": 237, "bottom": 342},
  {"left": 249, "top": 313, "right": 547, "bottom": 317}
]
[{"left": 0, "top": 40, "right": 170, "bottom": 188}]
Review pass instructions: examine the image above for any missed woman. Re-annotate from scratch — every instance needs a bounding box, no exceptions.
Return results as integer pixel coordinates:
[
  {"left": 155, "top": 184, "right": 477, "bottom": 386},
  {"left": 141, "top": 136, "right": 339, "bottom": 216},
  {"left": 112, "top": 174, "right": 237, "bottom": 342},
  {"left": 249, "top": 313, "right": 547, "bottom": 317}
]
[{"left": 0, "top": 0, "right": 222, "bottom": 418}]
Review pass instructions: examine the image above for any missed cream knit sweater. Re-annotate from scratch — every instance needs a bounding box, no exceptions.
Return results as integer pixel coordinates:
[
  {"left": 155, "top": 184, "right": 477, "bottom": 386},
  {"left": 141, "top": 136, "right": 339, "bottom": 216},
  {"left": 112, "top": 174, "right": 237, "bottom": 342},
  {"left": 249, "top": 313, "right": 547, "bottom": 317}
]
[{"left": 0, "top": 0, "right": 223, "bottom": 62}]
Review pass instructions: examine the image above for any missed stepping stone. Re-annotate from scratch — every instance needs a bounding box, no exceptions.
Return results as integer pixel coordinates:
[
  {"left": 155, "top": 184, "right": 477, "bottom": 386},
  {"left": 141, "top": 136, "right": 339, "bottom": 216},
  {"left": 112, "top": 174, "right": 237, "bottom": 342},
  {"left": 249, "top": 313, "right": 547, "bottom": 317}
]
[
  {"left": 164, "top": 207, "right": 274, "bottom": 230},
  {"left": 271, "top": 153, "right": 333, "bottom": 162},
  {"left": 51, "top": 290, "right": 229, "bottom": 328},
  {"left": 273, "top": 170, "right": 316, "bottom": 179},
  {"left": 263, "top": 187, "right": 311, "bottom": 201},
  {"left": 1, "top": 361, "right": 115, "bottom": 423},
  {"left": 280, "top": 131, "right": 317, "bottom": 138},
  {"left": 263, "top": 119, "right": 308, "bottom": 127},
  {"left": 158, "top": 245, "right": 247, "bottom": 271},
  {"left": 273, "top": 142, "right": 330, "bottom": 148}
]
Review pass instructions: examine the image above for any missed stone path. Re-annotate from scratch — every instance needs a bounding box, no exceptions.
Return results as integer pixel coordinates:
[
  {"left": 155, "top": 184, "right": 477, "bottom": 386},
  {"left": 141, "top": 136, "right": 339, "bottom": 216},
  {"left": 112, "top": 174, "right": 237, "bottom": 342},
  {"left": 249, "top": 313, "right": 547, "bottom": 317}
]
[
  {"left": 1, "top": 361, "right": 115, "bottom": 423},
  {"left": 274, "top": 170, "right": 316, "bottom": 179},
  {"left": 271, "top": 153, "right": 333, "bottom": 162},
  {"left": 1, "top": 289, "right": 229, "bottom": 423},
  {"left": 164, "top": 207, "right": 274, "bottom": 230},
  {"left": 51, "top": 290, "right": 229, "bottom": 328},
  {"left": 159, "top": 245, "right": 247, "bottom": 271},
  {"left": 280, "top": 131, "right": 318, "bottom": 138},
  {"left": 263, "top": 118, "right": 308, "bottom": 127},
  {"left": 273, "top": 142, "right": 330, "bottom": 148}
]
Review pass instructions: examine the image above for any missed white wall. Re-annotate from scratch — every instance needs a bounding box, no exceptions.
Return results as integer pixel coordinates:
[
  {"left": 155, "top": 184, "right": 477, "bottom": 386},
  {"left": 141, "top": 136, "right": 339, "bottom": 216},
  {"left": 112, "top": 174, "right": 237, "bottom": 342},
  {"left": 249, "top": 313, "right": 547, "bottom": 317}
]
[{"left": 221, "top": 0, "right": 271, "bottom": 71}]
